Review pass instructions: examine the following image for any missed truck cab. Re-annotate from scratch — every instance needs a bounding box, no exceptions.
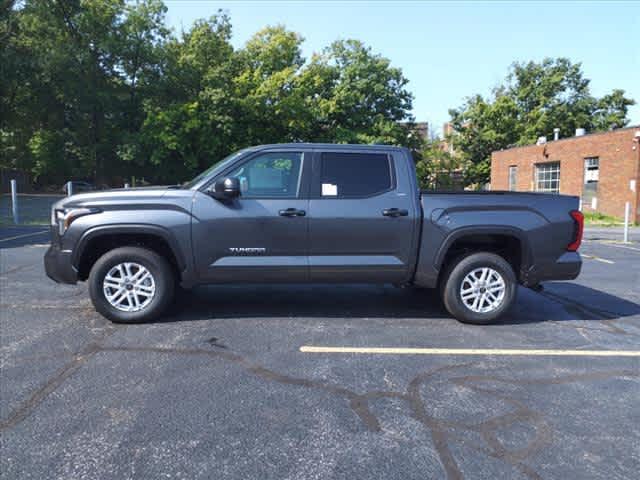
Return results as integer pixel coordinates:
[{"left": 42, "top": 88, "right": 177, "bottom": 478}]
[{"left": 189, "top": 144, "right": 420, "bottom": 285}]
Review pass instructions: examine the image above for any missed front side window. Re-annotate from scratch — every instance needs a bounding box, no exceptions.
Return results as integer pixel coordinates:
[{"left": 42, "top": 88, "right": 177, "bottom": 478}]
[
  {"left": 535, "top": 162, "right": 560, "bottom": 193},
  {"left": 229, "top": 152, "right": 303, "bottom": 198},
  {"left": 184, "top": 149, "right": 247, "bottom": 189},
  {"left": 319, "top": 152, "right": 392, "bottom": 198}
]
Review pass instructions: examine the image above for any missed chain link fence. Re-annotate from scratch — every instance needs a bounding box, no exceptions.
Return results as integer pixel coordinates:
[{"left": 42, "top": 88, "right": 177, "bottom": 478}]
[{"left": 0, "top": 194, "right": 64, "bottom": 226}]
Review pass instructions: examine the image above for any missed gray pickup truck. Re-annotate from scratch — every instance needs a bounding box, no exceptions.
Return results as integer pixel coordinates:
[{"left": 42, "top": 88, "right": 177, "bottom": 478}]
[{"left": 45, "top": 143, "right": 583, "bottom": 324}]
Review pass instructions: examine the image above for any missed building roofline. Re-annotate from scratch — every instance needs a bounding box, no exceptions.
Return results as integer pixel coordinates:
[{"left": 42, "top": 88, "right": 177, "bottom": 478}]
[{"left": 492, "top": 124, "right": 640, "bottom": 154}]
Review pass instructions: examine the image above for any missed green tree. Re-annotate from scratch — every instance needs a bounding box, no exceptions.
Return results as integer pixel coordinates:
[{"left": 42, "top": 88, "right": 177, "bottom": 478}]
[
  {"left": 299, "top": 39, "right": 417, "bottom": 147},
  {"left": 140, "top": 24, "right": 418, "bottom": 183},
  {"left": 2, "top": 3, "right": 418, "bottom": 186},
  {"left": 139, "top": 12, "right": 236, "bottom": 180},
  {"left": 232, "top": 25, "right": 307, "bottom": 145},
  {"left": 1, "top": 0, "right": 39, "bottom": 173},
  {"left": 449, "top": 58, "right": 635, "bottom": 186},
  {"left": 0, "top": 0, "right": 172, "bottom": 184},
  {"left": 416, "top": 138, "right": 466, "bottom": 190}
]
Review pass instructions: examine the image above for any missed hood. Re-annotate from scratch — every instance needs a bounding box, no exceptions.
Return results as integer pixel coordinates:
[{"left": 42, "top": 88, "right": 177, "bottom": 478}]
[{"left": 54, "top": 186, "right": 175, "bottom": 210}]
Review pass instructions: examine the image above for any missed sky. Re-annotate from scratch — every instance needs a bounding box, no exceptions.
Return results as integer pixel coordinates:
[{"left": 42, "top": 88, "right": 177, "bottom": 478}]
[{"left": 164, "top": 0, "right": 640, "bottom": 136}]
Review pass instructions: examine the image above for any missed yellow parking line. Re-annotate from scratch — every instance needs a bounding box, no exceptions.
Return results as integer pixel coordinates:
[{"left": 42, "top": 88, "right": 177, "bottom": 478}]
[
  {"left": 582, "top": 254, "right": 614, "bottom": 264},
  {"left": 299, "top": 346, "right": 640, "bottom": 357},
  {"left": 0, "top": 230, "right": 48, "bottom": 243}
]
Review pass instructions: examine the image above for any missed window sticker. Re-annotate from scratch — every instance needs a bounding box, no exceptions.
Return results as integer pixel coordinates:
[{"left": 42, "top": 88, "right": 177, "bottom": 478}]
[{"left": 322, "top": 183, "right": 338, "bottom": 196}]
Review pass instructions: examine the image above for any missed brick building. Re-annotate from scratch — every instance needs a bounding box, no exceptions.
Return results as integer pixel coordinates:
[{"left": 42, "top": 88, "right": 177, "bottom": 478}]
[
  {"left": 440, "top": 122, "right": 456, "bottom": 154},
  {"left": 405, "top": 121, "right": 429, "bottom": 142},
  {"left": 491, "top": 126, "right": 640, "bottom": 223}
]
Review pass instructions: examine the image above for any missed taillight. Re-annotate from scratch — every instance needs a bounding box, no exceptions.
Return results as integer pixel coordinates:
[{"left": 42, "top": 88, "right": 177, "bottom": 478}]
[{"left": 567, "top": 210, "right": 584, "bottom": 251}]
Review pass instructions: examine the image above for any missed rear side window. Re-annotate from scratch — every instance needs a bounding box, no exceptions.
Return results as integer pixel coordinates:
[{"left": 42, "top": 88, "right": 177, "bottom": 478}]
[{"left": 319, "top": 152, "right": 392, "bottom": 197}]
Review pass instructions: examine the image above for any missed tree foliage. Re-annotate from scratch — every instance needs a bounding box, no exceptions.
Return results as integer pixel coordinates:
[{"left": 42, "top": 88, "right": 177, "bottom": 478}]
[
  {"left": 1, "top": 1, "right": 416, "bottom": 185},
  {"left": 3, "top": 5, "right": 635, "bottom": 189},
  {"left": 416, "top": 138, "right": 465, "bottom": 190},
  {"left": 449, "top": 58, "right": 635, "bottom": 186}
]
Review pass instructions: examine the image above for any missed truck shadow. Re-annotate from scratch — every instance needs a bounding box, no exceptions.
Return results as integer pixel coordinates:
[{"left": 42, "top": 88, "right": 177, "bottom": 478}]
[
  {"left": 162, "top": 282, "right": 640, "bottom": 325},
  {"left": 166, "top": 284, "right": 448, "bottom": 321},
  {"left": 513, "top": 282, "right": 640, "bottom": 327}
]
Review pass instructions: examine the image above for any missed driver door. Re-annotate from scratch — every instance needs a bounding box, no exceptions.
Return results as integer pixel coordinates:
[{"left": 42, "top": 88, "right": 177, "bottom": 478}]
[{"left": 191, "top": 150, "right": 310, "bottom": 283}]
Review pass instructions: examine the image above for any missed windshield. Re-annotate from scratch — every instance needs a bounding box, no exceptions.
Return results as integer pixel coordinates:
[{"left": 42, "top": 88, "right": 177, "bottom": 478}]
[{"left": 182, "top": 149, "right": 249, "bottom": 189}]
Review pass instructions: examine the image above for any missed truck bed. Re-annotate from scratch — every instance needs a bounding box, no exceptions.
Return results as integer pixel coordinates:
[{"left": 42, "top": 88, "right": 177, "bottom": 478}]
[{"left": 413, "top": 190, "right": 581, "bottom": 288}]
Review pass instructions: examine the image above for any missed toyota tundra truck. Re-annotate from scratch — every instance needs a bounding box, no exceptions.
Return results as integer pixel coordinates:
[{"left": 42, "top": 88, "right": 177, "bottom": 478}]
[{"left": 45, "top": 143, "right": 583, "bottom": 324}]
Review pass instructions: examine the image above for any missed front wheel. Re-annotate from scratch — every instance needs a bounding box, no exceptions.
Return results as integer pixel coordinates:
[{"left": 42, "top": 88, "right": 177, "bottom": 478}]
[
  {"left": 88, "top": 246, "right": 175, "bottom": 323},
  {"left": 441, "top": 252, "right": 517, "bottom": 325}
]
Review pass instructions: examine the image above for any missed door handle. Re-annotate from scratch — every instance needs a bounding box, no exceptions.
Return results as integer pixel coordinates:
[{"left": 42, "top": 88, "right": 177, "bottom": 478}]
[
  {"left": 279, "top": 208, "right": 306, "bottom": 217},
  {"left": 382, "top": 208, "right": 409, "bottom": 217}
]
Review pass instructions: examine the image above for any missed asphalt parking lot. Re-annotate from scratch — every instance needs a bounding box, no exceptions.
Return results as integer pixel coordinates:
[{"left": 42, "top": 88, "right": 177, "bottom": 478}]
[{"left": 1, "top": 227, "right": 639, "bottom": 479}]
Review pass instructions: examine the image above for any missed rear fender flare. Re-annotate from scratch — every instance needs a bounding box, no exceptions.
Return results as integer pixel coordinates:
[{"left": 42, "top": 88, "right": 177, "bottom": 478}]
[{"left": 435, "top": 226, "right": 533, "bottom": 274}]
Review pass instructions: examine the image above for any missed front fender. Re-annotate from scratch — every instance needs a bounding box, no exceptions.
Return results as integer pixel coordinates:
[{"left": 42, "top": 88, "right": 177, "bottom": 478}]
[{"left": 72, "top": 224, "right": 187, "bottom": 271}]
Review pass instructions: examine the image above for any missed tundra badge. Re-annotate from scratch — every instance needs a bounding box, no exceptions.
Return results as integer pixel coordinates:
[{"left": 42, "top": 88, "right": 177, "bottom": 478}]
[{"left": 229, "top": 247, "right": 266, "bottom": 254}]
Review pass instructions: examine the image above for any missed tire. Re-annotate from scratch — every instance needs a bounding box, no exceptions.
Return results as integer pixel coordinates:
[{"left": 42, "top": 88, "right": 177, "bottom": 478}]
[
  {"left": 88, "top": 246, "right": 175, "bottom": 323},
  {"left": 440, "top": 252, "right": 517, "bottom": 325}
]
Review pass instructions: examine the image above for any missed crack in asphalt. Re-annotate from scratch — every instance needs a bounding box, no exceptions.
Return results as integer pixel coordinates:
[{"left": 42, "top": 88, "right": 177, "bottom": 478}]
[
  {"left": 0, "top": 260, "right": 41, "bottom": 277},
  {"left": 69, "top": 345, "right": 640, "bottom": 480},
  {"left": 1, "top": 310, "right": 638, "bottom": 477},
  {"left": 2, "top": 256, "right": 638, "bottom": 478},
  {"left": 2, "top": 331, "right": 638, "bottom": 479},
  {"left": 0, "top": 324, "right": 120, "bottom": 431},
  {"left": 0, "top": 303, "right": 88, "bottom": 310}
]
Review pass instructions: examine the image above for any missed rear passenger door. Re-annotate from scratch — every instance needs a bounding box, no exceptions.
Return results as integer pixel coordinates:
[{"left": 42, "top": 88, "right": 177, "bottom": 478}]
[{"left": 307, "top": 149, "right": 418, "bottom": 283}]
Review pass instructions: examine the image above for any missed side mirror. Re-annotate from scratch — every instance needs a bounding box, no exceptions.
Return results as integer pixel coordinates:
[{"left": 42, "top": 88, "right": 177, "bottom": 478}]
[{"left": 208, "top": 177, "right": 241, "bottom": 200}]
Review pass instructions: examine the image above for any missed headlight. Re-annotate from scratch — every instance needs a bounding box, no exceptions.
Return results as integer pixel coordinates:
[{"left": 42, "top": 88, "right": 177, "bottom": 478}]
[{"left": 53, "top": 208, "right": 101, "bottom": 235}]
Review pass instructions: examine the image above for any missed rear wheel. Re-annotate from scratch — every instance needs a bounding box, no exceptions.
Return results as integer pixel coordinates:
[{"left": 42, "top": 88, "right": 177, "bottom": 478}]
[
  {"left": 88, "top": 246, "right": 175, "bottom": 323},
  {"left": 441, "top": 252, "right": 517, "bottom": 324}
]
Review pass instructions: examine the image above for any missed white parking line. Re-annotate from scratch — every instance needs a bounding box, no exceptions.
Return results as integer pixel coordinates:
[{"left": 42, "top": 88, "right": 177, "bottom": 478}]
[
  {"left": 583, "top": 240, "right": 640, "bottom": 252},
  {"left": 299, "top": 346, "right": 640, "bottom": 357},
  {"left": 0, "top": 230, "right": 48, "bottom": 243},
  {"left": 599, "top": 242, "right": 640, "bottom": 252}
]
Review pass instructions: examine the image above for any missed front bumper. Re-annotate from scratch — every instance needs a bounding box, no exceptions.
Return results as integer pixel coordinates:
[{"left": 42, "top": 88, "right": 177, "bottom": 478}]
[{"left": 44, "top": 242, "right": 78, "bottom": 284}]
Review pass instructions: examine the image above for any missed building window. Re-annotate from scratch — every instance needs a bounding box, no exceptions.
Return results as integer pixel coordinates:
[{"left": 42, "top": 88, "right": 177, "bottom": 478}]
[
  {"left": 508, "top": 165, "right": 518, "bottom": 191},
  {"left": 582, "top": 157, "right": 599, "bottom": 209},
  {"left": 535, "top": 162, "right": 560, "bottom": 193}
]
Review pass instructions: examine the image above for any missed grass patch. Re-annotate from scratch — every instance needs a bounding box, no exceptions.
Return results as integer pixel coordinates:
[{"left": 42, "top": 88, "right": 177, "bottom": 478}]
[{"left": 583, "top": 211, "right": 624, "bottom": 227}]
